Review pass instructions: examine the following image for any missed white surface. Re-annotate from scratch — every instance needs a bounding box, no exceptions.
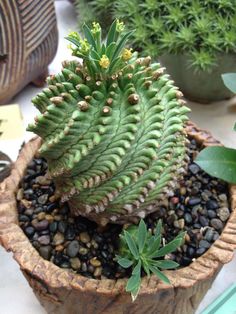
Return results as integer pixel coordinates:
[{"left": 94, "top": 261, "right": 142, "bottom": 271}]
[{"left": 0, "top": 1, "right": 236, "bottom": 313}]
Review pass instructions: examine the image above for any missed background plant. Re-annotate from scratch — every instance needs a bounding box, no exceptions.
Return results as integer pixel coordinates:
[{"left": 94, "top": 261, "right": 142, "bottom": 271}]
[
  {"left": 196, "top": 73, "right": 236, "bottom": 182},
  {"left": 116, "top": 219, "right": 185, "bottom": 300},
  {"left": 74, "top": 0, "right": 236, "bottom": 72}
]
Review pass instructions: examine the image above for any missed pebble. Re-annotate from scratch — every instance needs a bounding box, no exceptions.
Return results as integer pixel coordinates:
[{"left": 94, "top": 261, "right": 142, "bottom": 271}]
[
  {"left": 217, "top": 207, "right": 230, "bottom": 222},
  {"left": 199, "top": 216, "right": 209, "bottom": 227},
  {"left": 67, "top": 240, "right": 80, "bottom": 257},
  {"left": 188, "top": 197, "right": 201, "bottom": 206},
  {"left": 199, "top": 240, "right": 211, "bottom": 249},
  {"left": 39, "top": 246, "right": 52, "bottom": 260},
  {"left": 35, "top": 175, "right": 52, "bottom": 185},
  {"left": 184, "top": 213, "right": 192, "bottom": 224},
  {"left": 49, "top": 222, "right": 58, "bottom": 233},
  {"left": 206, "top": 200, "right": 219, "bottom": 210},
  {"left": 173, "top": 219, "right": 185, "bottom": 229},
  {"left": 70, "top": 257, "right": 81, "bottom": 270},
  {"left": 204, "top": 229, "right": 214, "bottom": 242},
  {"left": 189, "top": 164, "right": 200, "bottom": 175},
  {"left": 24, "top": 226, "right": 35, "bottom": 237},
  {"left": 38, "top": 194, "right": 49, "bottom": 205},
  {"left": 210, "top": 218, "right": 223, "bottom": 231},
  {"left": 53, "top": 232, "right": 65, "bottom": 245},
  {"left": 79, "top": 247, "right": 88, "bottom": 255},
  {"left": 38, "top": 235, "right": 50, "bottom": 245},
  {"left": 90, "top": 257, "right": 101, "bottom": 267},
  {"left": 79, "top": 232, "right": 90, "bottom": 244},
  {"left": 32, "top": 219, "right": 49, "bottom": 231},
  {"left": 207, "top": 210, "right": 216, "bottom": 219},
  {"left": 94, "top": 267, "right": 102, "bottom": 277},
  {"left": 58, "top": 221, "right": 67, "bottom": 233},
  {"left": 37, "top": 212, "right": 46, "bottom": 220}
]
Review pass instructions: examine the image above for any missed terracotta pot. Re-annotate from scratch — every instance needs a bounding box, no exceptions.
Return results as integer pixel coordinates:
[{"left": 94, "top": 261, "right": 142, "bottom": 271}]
[
  {"left": 159, "top": 54, "right": 236, "bottom": 103},
  {"left": 0, "top": 0, "right": 58, "bottom": 105},
  {"left": 0, "top": 122, "right": 236, "bottom": 314}
]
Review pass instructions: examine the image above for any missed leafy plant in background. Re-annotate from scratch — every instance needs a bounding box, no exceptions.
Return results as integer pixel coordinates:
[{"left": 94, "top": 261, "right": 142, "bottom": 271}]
[
  {"left": 74, "top": 0, "right": 236, "bottom": 72},
  {"left": 196, "top": 73, "right": 236, "bottom": 182},
  {"left": 116, "top": 219, "right": 185, "bottom": 300},
  {"left": 74, "top": 0, "right": 115, "bottom": 33}
]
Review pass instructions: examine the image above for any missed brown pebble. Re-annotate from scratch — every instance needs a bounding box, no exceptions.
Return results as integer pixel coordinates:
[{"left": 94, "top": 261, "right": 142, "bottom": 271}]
[
  {"left": 55, "top": 245, "right": 64, "bottom": 252},
  {"left": 70, "top": 257, "right": 81, "bottom": 270},
  {"left": 35, "top": 175, "right": 52, "bottom": 185},
  {"left": 90, "top": 257, "right": 101, "bottom": 267},
  {"left": 45, "top": 214, "right": 54, "bottom": 223},
  {"left": 21, "top": 199, "right": 32, "bottom": 208},
  {"left": 53, "top": 232, "right": 65, "bottom": 245},
  {"left": 94, "top": 267, "right": 102, "bottom": 277},
  {"left": 37, "top": 212, "right": 46, "bottom": 221},
  {"left": 54, "top": 215, "right": 62, "bottom": 221},
  {"left": 79, "top": 232, "right": 90, "bottom": 244}
]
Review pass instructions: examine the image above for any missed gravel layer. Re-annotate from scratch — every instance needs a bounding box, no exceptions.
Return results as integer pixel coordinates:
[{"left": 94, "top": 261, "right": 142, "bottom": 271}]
[{"left": 17, "top": 139, "right": 230, "bottom": 279}]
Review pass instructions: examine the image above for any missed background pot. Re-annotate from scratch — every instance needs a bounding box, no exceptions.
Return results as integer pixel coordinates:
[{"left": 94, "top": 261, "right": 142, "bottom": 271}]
[
  {"left": 0, "top": 122, "right": 236, "bottom": 314},
  {"left": 159, "top": 54, "right": 236, "bottom": 103},
  {"left": 0, "top": 0, "right": 58, "bottom": 105}
]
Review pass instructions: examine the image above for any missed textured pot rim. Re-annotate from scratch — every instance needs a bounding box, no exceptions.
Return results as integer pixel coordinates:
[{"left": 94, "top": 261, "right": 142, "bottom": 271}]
[{"left": 0, "top": 121, "right": 236, "bottom": 298}]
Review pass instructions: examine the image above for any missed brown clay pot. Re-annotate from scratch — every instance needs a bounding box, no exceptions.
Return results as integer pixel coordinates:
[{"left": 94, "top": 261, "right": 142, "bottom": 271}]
[
  {"left": 0, "top": 0, "right": 58, "bottom": 105},
  {"left": 0, "top": 122, "right": 236, "bottom": 314}
]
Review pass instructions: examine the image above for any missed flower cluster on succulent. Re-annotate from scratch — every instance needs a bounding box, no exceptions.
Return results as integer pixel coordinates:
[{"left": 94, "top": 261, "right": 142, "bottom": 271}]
[{"left": 74, "top": 0, "right": 236, "bottom": 72}]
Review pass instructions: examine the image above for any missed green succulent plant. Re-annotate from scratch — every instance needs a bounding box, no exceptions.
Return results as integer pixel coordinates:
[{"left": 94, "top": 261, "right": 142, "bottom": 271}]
[
  {"left": 28, "top": 21, "right": 190, "bottom": 226},
  {"left": 74, "top": 0, "right": 236, "bottom": 72},
  {"left": 116, "top": 219, "right": 185, "bottom": 301}
]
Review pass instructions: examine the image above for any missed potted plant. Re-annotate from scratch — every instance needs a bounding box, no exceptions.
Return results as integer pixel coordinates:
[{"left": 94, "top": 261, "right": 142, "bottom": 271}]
[
  {"left": 0, "top": 22, "right": 236, "bottom": 314},
  {"left": 73, "top": 0, "right": 236, "bottom": 103},
  {"left": 0, "top": 0, "right": 58, "bottom": 104}
]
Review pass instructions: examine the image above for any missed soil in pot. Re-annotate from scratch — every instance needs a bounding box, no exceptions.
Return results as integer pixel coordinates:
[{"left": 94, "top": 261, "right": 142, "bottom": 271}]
[{"left": 16, "top": 136, "right": 231, "bottom": 282}]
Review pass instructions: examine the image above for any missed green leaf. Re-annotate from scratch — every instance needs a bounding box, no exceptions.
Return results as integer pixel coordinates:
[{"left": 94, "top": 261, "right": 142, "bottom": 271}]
[
  {"left": 149, "top": 265, "right": 170, "bottom": 284},
  {"left": 153, "top": 260, "right": 179, "bottom": 270},
  {"left": 117, "top": 257, "right": 133, "bottom": 268},
  {"left": 234, "top": 123, "right": 236, "bottom": 132},
  {"left": 195, "top": 146, "right": 236, "bottom": 184},
  {"left": 132, "top": 260, "right": 141, "bottom": 275},
  {"left": 90, "top": 49, "right": 100, "bottom": 61},
  {"left": 222, "top": 73, "right": 236, "bottom": 93},
  {"left": 126, "top": 273, "right": 141, "bottom": 292},
  {"left": 124, "top": 230, "right": 139, "bottom": 259},
  {"left": 65, "top": 36, "right": 81, "bottom": 48},
  {"left": 137, "top": 219, "right": 147, "bottom": 253},
  {"left": 82, "top": 24, "right": 97, "bottom": 50},
  {"left": 151, "top": 232, "right": 185, "bottom": 258},
  {"left": 147, "top": 235, "right": 161, "bottom": 256},
  {"left": 112, "top": 31, "right": 134, "bottom": 61},
  {"left": 106, "top": 20, "right": 118, "bottom": 46},
  {"left": 155, "top": 220, "right": 162, "bottom": 237},
  {"left": 106, "top": 42, "right": 116, "bottom": 59}
]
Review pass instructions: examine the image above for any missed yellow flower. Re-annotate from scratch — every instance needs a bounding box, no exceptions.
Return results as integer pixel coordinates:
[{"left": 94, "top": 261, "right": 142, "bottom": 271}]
[
  {"left": 68, "top": 31, "right": 80, "bottom": 40},
  {"left": 80, "top": 39, "right": 90, "bottom": 54},
  {"left": 122, "top": 48, "right": 133, "bottom": 61},
  {"left": 92, "top": 22, "right": 101, "bottom": 34},
  {"left": 99, "top": 55, "right": 110, "bottom": 69},
  {"left": 116, "top": 19, "right": 125, "bottom": 32}
]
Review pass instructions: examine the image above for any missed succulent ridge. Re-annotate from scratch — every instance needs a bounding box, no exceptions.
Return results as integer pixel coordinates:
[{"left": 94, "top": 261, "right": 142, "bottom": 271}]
[{"left": 28, "top": 21, "right": 190, "bottom": 225}]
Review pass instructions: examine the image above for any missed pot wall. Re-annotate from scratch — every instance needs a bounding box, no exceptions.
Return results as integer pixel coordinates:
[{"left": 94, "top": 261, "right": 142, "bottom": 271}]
[
  {"left": 0, "top": 0, "right": 58, "bottom": 104},
  {"left": 159, "top": 54, "right": 236, "bottom": 103},
  {"left": 1, "top": 123, "right": 236, "bottom": 314}
]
